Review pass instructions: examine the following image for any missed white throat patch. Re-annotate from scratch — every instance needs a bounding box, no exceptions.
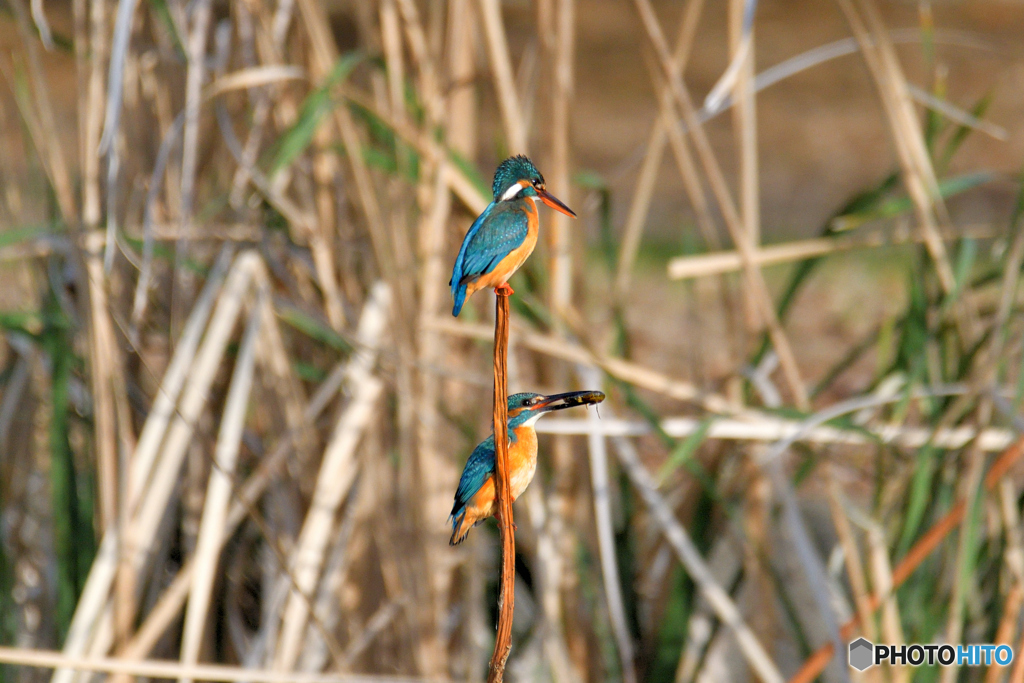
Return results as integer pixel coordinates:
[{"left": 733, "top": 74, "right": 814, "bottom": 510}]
[
  {"left": 520, "top": 412, "right": 543, "bottom": 428},
  {"left": 501, "top": 182, "right": 524, "bottom": 201}
]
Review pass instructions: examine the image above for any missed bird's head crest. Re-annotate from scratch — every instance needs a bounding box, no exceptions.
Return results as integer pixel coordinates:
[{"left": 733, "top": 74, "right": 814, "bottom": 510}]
[{"left": 492, "top": 155, "right": 544, "bottom": 201}]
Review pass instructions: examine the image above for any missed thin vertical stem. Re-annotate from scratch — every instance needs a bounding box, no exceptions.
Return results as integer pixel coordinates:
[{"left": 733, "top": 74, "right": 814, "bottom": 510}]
[
  {"left": 487, "top": 293, "right": 514, "bottom": 683},
  {"left": 477, "top": 0, "right": 528, "bottom": 153},
  {"left": 547, "top": 0, "right": 573, "bottom": 321}
]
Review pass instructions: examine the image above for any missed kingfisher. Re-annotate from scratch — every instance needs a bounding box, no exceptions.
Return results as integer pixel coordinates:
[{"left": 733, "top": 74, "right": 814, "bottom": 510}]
[
  {"left": 450, "top": 155, "right": 576, "bottom": 316},
  {"left": 449, "top": 390, "right": 605, "bottom": 545}
]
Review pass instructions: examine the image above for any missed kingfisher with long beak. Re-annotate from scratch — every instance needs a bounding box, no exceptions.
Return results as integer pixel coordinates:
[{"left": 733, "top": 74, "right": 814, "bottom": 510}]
[
  {"left": 449, "top": 390, "right": 604, "bottom": 545},
  {"left": 450, "top": 155, "right": 576, "bottom": 316}
]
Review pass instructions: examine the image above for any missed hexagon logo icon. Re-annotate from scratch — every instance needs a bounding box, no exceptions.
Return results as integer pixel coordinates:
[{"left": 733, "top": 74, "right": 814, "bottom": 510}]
[{"left": 849, "top": 638, "right": 874, "bottom": 671}]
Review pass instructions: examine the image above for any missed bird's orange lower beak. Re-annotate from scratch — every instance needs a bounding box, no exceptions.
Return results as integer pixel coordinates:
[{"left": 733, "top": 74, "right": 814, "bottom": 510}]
[{"left": 537, "top": 189, "right": 577, "bottom": 218}]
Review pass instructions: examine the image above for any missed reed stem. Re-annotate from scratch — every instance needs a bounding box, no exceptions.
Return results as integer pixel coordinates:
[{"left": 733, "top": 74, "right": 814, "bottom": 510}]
[{"left": 487, "top": 292, "right": 514, "bottom": 683}]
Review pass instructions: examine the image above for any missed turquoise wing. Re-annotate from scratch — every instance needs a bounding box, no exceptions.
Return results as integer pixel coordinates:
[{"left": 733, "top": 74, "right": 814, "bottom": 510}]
[
  {"left": 454, "top": 203, "right": 529, "bottom": 285},
  {"left": 450, "top": 436, "right": 496, "bottom": 518},
  {"left": 450, "top": 202, "right": 529, "bottom": 316}
]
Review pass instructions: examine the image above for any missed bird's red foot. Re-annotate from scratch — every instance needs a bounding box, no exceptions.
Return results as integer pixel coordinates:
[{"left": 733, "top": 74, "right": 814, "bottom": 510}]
[{"left": 494, "top": 283, "right": 515, "bottom": 296}]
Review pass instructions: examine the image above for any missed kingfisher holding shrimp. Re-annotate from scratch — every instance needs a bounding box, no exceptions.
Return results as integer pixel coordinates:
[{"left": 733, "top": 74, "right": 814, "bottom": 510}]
[
  {"left": 450, "top": 155, "right": 577, "bottom": 316},
  {"left": 449, "top": 390, "right": 604, "bottom": 545}
]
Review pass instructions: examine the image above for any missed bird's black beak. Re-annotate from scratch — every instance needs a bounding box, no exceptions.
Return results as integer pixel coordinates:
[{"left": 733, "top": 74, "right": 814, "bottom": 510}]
[
  {"left": 535, "top": 390, "right": 605, "bottom": 413},
  {"left": 537, "top": 188, "right": 577, "bottom": 218}
]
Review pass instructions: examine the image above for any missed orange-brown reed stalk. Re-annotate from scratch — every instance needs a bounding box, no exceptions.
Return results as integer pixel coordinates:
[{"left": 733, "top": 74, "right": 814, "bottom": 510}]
[{"left": 487, "top": 291, "right": 514, "bottom": 683}]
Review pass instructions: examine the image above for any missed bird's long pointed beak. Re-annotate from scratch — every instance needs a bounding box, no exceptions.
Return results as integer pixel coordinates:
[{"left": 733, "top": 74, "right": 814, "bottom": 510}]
[
  {"left": 535, "top": 390, "right": 605, "bottom": 413},
  {"left": 537, "top": 188, "right": 577, "bottom": 218}
]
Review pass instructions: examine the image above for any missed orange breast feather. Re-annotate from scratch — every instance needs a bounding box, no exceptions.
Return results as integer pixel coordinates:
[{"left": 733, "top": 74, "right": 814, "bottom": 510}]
[
  {"left": 457, "top": 425, "right": 539, "bottom": 539},
  {"left": 508, "top": 426, "right": 539, "bottom": 501}
]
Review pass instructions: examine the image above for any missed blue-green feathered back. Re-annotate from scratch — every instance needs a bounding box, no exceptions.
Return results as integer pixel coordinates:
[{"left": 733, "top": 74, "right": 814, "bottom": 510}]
[{"left": 492, "top": 155, "right": 544, "bottom": 199}]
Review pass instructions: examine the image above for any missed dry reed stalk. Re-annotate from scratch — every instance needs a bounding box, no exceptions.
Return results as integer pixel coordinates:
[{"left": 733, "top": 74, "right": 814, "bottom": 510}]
[
  {"left": 614, "top": 121, "right": 668, "bottom": 298},
  {"left": 999, "top": 479, "right": 1024, "bottom": 583},
  {"left": 340, "top": 601, "right": 404, "bottom": 668},
  {"left": 273, "top": 377, "right": 384, "bottom": 670},
  {"left": 763, "top": 454, "right": 844, "bottom": 681},
  {"left": 986, "top": 584, "right": 1022, "bottom": 683},
  {"left": 546, "top": 0, "right": 573, "bottom": 322},
  {"left": 522, "top": 485, "right": 581, "bottom": 683},
  {"left": 940, "top": 410, "right": 993, "bottom": 683},
  {"left": 178, "top": 303, "right": 261, "bottom": 683},
  {"left": 325, "top": 81, "right": 488, "bottom": 214},
  {"left": 394, "top": 0, "right": 442, "bottom": 125},
  {"left": 833, "top": 0, "right": 977, "bottom": 345},
  {"left": 6, "top": 0, "right": 77, "bottom": 221},
  {"left": 85, "top": 231, "right": 136, "bottom": 654},
  {"left": 740, "top": 469, "right": 776, "bottom": 683},
  {"left": 728, "top": 0, "right": 761, "bottom": 333},
  {"left": 301, "top": 130, "right": 347, "bottom": 333},
  {"left": 295, "top": 0, "right": 400, "bottom": 314},
  {"left": 227, "top": 0, "right": 295, "bottom": 207},
  {"left": 610, "top": 428, "right": 785, "bottom": 683},
  {"left": 539, "top": 1, "right": 583, "bottom": 671},
  {"left": 122, "top": 251, "right": 262, "bottom": 631},
  {"left": 0, "top": 647, "right": 447, "bottom": 683},
  {"left": 51, "top": 533, "right": 120, "bottom": 683},
  {"left": 253, "top": 284, "right": 315, "bottom": 471},
  {"left": 935, "top": 208, "right": 1024, "bottom": 681},
  {"left": 621, "top": 34, "right": 721, "bottom": 301},
  {"left": 378, "top": 2, "right": 454, "bottom": 652},
  {"left": 446, "top": 0, "right": 478, "bottom": 159},
  {"left": 867, "top": 525, "right": 908, "bottom": 683},
  {"left": 578, "top": 367, "right": 636, "bottom": 683},
  {"left": 477, "top": 0, "right": 528, "bottom": 153},
  {"left": 113, "top": 283, "right": 390, "bottom": 665},
  {"left": 413, "top": 159, "right": 458, "bottom": 672},
  {"left": 203, "top": 66, "right": 307, "bottom": 98},
  {"left": 53, "top": 248, "right": 233, "bottom": 683},
  {"left": 173, "top": 0, "right": 213, "bottom": 326},
  {"left": 667, "top": 224, "right": 998, "bottom": 279},
  {"left": 632, "top": 0, "right": 809, "bottom": 410},
  {"left": 613, "top": 0, "right": 709, "bottom": 297},
  {"left": 788, "top": 437, "right": 1024, "bottom": 683},
  {"left": 1014, "top": 631, "right": 1024, "bottom": 683},
  {"left": 81, "top": 0, "right": 107, "bottom": 222},
  {"left": 425, "top": 316, "right": 739, "bottom": 414},
  {"left": 82, "top": 232, "right": 121, "bottom": 535},
  {"left": 487, "top": 292, "right": 514, "bottom": 683},
  {"left": 826, "top": 479, "right": 879, "bottom": 654},
  {"left": 125, "top": 223, "right": 263, "bottom": 241},
  {"left": 128, "top": 247, "right": 233, "bottom": 505},
  {"left": 273, "top": 282, "right": 390, "bottom": 669},
  {"left": 654, "top": 62, "right": 720, "bottom": 254},
  {"left": 537, "top": 414, "right": 1016, "bottom": 451}
]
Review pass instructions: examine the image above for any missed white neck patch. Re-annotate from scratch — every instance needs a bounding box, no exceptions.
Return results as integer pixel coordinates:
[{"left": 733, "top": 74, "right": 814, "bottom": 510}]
[
  {"left": 501, "top": 182, "right": 524, "bottom": 202},
  {"left": 520, "top": 412, "right": 543, "bottom": 428}
]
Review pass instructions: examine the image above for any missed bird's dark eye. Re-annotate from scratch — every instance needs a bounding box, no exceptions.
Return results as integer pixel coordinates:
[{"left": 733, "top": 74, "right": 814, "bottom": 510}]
[{"left": 532, "top": 179, "right": 541, "bottom": 187}]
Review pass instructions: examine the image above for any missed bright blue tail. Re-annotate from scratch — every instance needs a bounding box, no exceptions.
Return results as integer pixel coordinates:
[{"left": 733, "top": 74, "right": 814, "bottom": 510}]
[{"left": 452, "top": 284, "right": 468, "bottom": 317}]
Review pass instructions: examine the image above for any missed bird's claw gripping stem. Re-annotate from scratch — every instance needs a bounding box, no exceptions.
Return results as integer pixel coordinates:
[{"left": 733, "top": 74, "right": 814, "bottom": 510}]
[
  {"left": 494, "top": 283, "right": 515, "bottom": 296},
  {"left": 495, "top": 510, "right": 518, "bottom": 532}
]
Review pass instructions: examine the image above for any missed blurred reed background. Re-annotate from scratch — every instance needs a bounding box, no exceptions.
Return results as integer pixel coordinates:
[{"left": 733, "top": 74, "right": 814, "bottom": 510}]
[{"left": 0, "top": 0, "right": 1022, "bottom": 681}]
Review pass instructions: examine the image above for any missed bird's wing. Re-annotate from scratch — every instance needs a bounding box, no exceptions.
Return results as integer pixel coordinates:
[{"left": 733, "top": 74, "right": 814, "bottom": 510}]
[
  {"left": 452, "top": 202, "right": 529, "bottom": 287},
  {"left": 451, "top": 435, "right": 496, "bottom": 515},
  {"left": 450, "top": 202, "right": 492, "bottom": 294}
]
